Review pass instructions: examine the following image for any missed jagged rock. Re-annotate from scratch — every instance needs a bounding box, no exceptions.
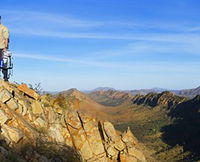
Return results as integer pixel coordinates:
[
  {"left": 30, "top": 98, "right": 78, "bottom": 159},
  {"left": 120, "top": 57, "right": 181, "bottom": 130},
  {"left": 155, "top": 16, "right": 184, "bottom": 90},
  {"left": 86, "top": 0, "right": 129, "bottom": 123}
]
[
  {"left": 102, "top": 121, "right": 125, "bottom": 151},
  {"left": 78, "top": 112, "right": 105, "bottom": 156},
  {"left": 122, "top": 127, "right": 138, "bottom": 146},
  {"left": 0, "top": 109, "right": 11, "bottom": 125},
  {"left": 31, "top": 101, "right": 43, "bottom": 115},
  {"left": 2, "top": 125, "right": 24, "bottom": 143},
  {"left": 18, "top": 84, "right": 39, "bottom": 100},
  {"left": 6, "top": 98, "right": 18, "bottom": 110},
  {"left": 0, "top": 88, "right": 12, "bottom": 103},
  {"left": 0, "top": 80, "right": 147, "bottom": 162},
  {"left": 66, "top": 111, "right": 94, "bottom": 160},
  {"left": 107, "top": 146, "right": 117, "bottom": 157},
  {"left": 122, "top": 127, "right": 146, "bottom": 162}
]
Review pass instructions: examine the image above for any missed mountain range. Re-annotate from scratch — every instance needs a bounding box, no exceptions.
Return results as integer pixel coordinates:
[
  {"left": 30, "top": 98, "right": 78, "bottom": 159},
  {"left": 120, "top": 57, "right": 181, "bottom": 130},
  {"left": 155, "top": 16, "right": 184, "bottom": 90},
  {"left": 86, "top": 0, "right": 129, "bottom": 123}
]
[
  {"left": 21, "top": 84, "right": 200, "bottom": 161},
  {"left": 61, "top": 87, "right": 200, "bottom": 161},
  {"left": 85, "top": 86, "right": 200, "bottom": 99}
]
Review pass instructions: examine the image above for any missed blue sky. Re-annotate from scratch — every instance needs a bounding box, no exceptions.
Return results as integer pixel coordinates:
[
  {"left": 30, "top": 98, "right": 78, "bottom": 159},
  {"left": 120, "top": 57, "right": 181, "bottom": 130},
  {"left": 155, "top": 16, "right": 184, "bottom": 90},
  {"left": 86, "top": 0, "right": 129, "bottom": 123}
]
[{"left": 1, "top": 0, "right": 200, "bottom": 91}]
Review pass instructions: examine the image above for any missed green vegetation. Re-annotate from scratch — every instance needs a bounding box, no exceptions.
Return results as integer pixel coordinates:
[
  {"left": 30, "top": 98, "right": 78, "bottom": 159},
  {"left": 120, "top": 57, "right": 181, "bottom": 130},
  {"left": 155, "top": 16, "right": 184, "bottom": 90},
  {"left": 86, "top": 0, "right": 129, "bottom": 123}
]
[
  {"left": 114, "top": 107, "right": 172, "bottom": 142},
  {"left": 113, "top": 102, "right": 199, "bottom": 162},
  {"left": 88, "top": 94, "right": 124, "bottom": 106}
]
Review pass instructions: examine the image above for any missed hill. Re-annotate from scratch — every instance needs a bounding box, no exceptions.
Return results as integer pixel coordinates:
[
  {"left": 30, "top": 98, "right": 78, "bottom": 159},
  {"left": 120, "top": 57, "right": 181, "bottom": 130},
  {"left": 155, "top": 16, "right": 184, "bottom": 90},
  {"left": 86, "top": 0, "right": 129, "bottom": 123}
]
[
  {"left": 87, "top": 86, "right": 200, "bottom": 105},
  {"left": 127, "top": 88, "right": 167, "bottom": 96},
  {"left": 87, "top": 88, "right": 200, "bottom": 161},
  {"left": 112, "top": 92, "right": 200, "bottom": 161},
  {"left": 173, "top": 86, "right": 200, "bottom": 98},
  {"left": 16, "top": 84, "right": 199, "bottom": 162},
  {"left": 0, "top": 80, "right": 148, "bottom": 162},
  {"left": 88, "top": 89, "right": 133, "bottom": 106}
]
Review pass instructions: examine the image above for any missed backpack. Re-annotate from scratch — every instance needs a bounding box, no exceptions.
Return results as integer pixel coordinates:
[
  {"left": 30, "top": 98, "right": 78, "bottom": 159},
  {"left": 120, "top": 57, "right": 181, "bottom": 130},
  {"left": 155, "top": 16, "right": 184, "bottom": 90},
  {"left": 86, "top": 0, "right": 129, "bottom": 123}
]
[{"left": 1, "top": 50, "right": 13, "bottom": 69}]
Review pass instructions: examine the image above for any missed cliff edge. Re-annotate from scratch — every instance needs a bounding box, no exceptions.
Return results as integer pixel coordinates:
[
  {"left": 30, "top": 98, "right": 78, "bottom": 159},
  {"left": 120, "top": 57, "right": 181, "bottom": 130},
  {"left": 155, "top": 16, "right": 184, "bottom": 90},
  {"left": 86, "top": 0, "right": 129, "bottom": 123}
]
[{"left": 0, "top": 80, "right": 147, "bottom": 162}]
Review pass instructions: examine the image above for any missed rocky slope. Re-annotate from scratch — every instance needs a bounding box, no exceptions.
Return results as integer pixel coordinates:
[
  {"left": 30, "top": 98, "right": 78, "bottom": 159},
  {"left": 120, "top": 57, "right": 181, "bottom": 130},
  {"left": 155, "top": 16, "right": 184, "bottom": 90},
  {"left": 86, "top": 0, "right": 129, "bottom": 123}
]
[
  {"left": 88, "top": 86, "right": 200, "bottom": 101},
  {"left": 132, "top": 91, "right": 188, "bottom": 109},
  {"left": 0, "top": 80, "right": 147, "bottom": 162}
]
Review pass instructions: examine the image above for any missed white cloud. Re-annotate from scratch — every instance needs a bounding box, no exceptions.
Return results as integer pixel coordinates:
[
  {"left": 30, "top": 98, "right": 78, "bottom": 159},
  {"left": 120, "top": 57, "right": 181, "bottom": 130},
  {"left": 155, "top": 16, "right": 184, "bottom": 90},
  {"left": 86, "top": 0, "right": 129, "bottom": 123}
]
[
  {"left": 14, "top": 52, "right": 200, "bottom": 72},
  {"left": 1, "top": 9, "right": 200, "bottom": 44}
]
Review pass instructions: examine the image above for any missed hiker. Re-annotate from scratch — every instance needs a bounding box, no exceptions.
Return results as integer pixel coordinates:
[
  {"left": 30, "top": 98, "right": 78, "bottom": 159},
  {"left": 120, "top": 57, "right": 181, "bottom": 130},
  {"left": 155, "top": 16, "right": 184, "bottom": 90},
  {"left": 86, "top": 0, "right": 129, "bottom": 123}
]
[{"left": 0, "top": 16, "right": 10, "bottom": 81}]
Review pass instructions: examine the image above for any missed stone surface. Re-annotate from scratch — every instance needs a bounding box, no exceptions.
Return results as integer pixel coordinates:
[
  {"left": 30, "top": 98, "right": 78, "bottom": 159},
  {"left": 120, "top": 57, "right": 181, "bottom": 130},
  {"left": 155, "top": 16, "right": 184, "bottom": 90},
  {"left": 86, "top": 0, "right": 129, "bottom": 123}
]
[
  {"left": 47, "top": 108, "right": 56, "bottom": 123},
  {"left": 0, "top": 88, "right": 12, "bottom": 103},
  {"left": 31, "top": 101, "right": 43, "bottom": 115},
  {"left": 122, "top": 127, "right": 138, "bottom": 147},
  {"left": 17, "top": 84, "right": 39, "bottom": 100},
  {"left": 120, "top": 153, "right": 138, "bottom": 162},
  {"left": 103, "top": 121, "right": 118, "bottom": 141},
  {"left": 0, "top": 109, "right": 11, "bottom": 125},
  {"left": 49, "top": 124, "right": 65, "bottom": 143},
  {"left": 80, "top": 140, "right": 93, "bottom": 160},
  {"left": 2, "top": 125, "right": 24, "bottom": 143},
  {"left": 34, "top": 117, "right": 47, "bottom": 127},
  {"left": 6, "top": 98, "right": 18, "bottom": 110},
  {"left": 18, "top": 100, "right": 29, "bottom": 116},
  {"left": 81, "top": 118, "right": 105, "bottom": 156}
]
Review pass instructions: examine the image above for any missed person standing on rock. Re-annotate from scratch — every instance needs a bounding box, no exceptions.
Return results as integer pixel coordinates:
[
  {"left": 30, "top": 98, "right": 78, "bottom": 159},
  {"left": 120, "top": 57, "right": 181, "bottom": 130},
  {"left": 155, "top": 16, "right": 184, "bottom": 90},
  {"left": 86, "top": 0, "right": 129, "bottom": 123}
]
[{"left": 0, "top": 16, "right": 10, "bottom": 81}]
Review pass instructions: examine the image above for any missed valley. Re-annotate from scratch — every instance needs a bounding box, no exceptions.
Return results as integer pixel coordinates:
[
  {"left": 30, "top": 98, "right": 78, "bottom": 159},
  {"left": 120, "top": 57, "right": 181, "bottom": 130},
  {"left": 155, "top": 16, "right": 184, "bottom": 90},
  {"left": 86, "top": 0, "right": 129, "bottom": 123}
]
[{"left": 59, "top": 88, "right": 200, "bottom": 162}]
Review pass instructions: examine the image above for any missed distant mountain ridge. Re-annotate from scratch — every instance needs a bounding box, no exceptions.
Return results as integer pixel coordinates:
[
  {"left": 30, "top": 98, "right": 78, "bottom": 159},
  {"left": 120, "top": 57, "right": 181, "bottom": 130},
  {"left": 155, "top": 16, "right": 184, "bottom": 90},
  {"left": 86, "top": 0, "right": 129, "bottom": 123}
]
[
  {"left": 88, "top": 89, "right": 133, "bottom": 106},
  {"left": 86, "top": 86, "right": 200, "bottom": 99},
  {"left": 126, "top": 88, "right": 167, "bottom": 96},
  {"left": 172, "top": 86, "right": 200, "bottom": 98}
]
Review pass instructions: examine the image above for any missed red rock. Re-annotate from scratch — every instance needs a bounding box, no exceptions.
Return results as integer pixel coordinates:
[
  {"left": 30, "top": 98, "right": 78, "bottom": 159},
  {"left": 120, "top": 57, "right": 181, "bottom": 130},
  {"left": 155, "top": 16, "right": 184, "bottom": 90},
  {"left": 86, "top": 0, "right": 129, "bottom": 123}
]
[{"left": 17, "top": 84, "right": 39, "bottom": 100}]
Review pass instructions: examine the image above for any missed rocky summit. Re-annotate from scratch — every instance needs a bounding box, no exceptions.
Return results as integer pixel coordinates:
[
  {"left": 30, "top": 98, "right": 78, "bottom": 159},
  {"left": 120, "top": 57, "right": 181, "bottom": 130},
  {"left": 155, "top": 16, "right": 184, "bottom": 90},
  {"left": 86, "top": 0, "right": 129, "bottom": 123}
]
[{"left": 0, "top": 80, "right": 146, "bottom": 162}]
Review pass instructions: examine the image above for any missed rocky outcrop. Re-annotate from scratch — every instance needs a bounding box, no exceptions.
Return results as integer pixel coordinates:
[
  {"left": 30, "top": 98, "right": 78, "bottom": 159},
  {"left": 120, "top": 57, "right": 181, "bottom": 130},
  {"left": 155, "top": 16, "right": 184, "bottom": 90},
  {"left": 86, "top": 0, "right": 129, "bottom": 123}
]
[
  {"left": 132, "top": 91, "right": 187, "bottom": 109},
  {"left": 0, "top": 80, "right": 146, "bottom": 162}
]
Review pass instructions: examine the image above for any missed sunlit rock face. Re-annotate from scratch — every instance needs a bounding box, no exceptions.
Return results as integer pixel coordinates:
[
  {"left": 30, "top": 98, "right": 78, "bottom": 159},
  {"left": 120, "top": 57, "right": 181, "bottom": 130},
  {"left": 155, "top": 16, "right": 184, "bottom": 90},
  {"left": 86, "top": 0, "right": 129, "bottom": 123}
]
[
  {"left": 132, "top": 91, "right": 187, "bottom": 108},
  {"left": 0, "top": 80, "right": 146, "bottom": 162}
]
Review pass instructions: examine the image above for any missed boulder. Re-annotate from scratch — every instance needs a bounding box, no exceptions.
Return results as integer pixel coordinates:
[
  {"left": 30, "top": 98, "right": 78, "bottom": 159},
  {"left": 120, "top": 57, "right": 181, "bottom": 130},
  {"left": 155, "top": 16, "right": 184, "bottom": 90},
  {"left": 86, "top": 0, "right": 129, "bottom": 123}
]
[
  {"left": 18, "top": 100, "right": 29, "bottom": 116},
  {"left": 0, "top": 88, "right": 12, "bottom": 103},
  {"left": 17, "top": 84, "right": 39, "bottom": 100},
  {"left": 79, "top": 114, "right": 105, "bottom": 155},
  {"left": 31, "top": 101, "right": 43, "bottom": 115},
  {"left": 6, "top": 98, "right": 18, "bottom": 110},
  {"left": 122, "top": 127, "right": 138, "bottom": 147}
]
